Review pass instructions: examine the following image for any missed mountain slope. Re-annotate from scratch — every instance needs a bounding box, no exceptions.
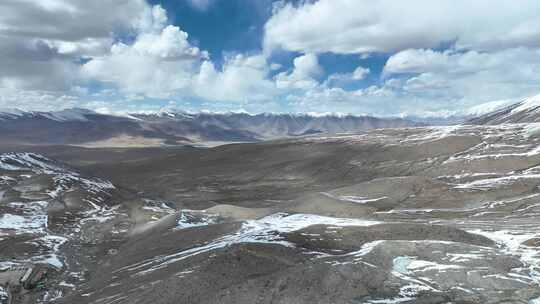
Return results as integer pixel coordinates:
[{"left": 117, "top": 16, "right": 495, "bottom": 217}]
[
  {"left": 31, "top": 124, "right": 540, "bottom": 304},
  {"left": 468, "top": 94, "right": 540, "bottom": 124},
  {"left": 2, "top": 125, "right": 540, "bottom": 303}
]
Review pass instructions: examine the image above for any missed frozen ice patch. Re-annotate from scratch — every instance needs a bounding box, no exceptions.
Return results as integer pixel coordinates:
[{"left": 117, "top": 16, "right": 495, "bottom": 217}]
[
  {"left": 530, "top": 297, "right": 540, "bottom": 304},
  {"left": 0, "top": 213, "right": 47, "bottom": 234}
]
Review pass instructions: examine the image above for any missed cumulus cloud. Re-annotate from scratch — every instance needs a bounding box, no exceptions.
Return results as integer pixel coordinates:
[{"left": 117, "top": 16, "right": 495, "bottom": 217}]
[
  {"left": 2, "top": 0, "right": 540, "bottom": 116},
  {"left": 285, "top": 47, "right": 540, "bottom": 117},
  {"left": 82, "top": 5, "right": 208, "bottom": 99},
  {"left": 324, "top": 66, "right": 370, "bottom": 88},
  {"left": 0, "top": 0, "right": 149, "bottom": 91},
  {"left": 352, "top": 67, "right": 370, "bottom": 80},
  {"left": 0, "top": 87, "right": 79, "bottom": 111},
  {"left": 262, "top": 0, "right": 540, "bottom": 116},
  {"left": 384, "top": 48, "right": 540, "bottom": 102},
  {"left": 264, "top": 0, "right": 540, "bottom": 54},
  {"left": 275, "top": 53, "right": 323, "bottom": 90},
  {"left": 83, "top": 5, "right": 279, "bottom": 104},
  {"left": 192, "top": 54, "right": 277, "bottom": 102}
]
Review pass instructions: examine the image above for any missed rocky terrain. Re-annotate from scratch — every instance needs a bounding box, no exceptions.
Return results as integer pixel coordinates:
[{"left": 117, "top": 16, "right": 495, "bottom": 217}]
[{"left": 2, "top": 101, "right": 540, "bottom": 303}]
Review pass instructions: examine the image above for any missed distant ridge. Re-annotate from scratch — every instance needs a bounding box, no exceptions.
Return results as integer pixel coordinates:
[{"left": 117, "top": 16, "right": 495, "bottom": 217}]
[{"left": 0, "top": 108, "right": 420, "bottom": 147}]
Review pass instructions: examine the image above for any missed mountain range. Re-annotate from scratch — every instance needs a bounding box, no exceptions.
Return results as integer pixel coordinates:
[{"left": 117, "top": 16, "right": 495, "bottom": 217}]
[
  {"left": 4, "top": 93, "right": 540, "bottom": 147},
  {"left": 0, "top": 108, "right": 420, "bottom": 147},
  {"left": 2, "top": 94, "right": 540, "bottom": 303}
]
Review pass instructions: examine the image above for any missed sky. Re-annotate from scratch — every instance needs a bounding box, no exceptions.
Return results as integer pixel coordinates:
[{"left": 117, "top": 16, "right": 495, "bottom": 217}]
[{"left": 1, "top": 0, "right": 540, "bottom": 116}]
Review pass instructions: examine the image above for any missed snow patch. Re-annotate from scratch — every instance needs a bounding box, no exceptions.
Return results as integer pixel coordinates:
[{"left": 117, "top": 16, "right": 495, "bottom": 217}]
[
  {"left": 0, "top": 213, "right": 47, "bottom": 234},
  {"left": 339, "top": 196, "right": 388, "bottom": 204},
  {"left": 121, "top": 213, "right": 380, "bottom": 275},
  {"left": 177, "top": 211, "right": 217, "bottom": 229},
  {"left": 0, "top": 286, "right": 8, "bottom": 303},
  {"left": 511, "top": 94, "right": 540, "bottom": 114},
  {"left": 465, "top": 98, "right": 517, "bottom": 116},
  {"left": 530, "top": 297, "right": 540, "bottom": 304}
]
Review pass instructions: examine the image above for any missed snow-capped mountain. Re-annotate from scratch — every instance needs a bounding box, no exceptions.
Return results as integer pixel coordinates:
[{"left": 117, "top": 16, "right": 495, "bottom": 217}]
[
  {"left": 0, "top": 108, "right": 95, "bottom": 122},
  {"left": 0, "top": 108, "right": 420, "bottom": 146},
  {"left": 133, "top": 110, "right": 420, "bottom": 142},
  {"left": 468, "top": 94, "right": 540, "bottom": 124},
  {"left": 0, "top": 108, "right": 175, "bottom": 146}
]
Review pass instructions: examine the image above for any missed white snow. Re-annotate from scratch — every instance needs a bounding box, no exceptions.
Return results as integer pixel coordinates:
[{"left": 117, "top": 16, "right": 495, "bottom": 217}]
[
  {"left": 121, "top": 213, "right": 380, "bottom": 275},
  {"left": 400, "top": 125, "right": 460, "bottom": 143},
  {"left": 445, "top": 253, "right": 485, "bottom": 263},
  {"left": 511, "top": 93, "right": 540, "bottom": 114},
  {"left": 0, "top": 261, "right": 18, "bottom": 271},
  {"left": 176, "top": 211, "right": 217, "bottom": 229},
  {"left": 0, "top": 286, "right": 8, "bottom": 302},
  {"left": 321, "top": 192, "right": 388, "bottom": 204},
  {"left": 530, "top": 297, "right": 540, "bottom": 304},
  {"left": 0, "top": 152, "right": 65, "bottom": 172},
  {"left": 447, "top": 145, "right": 540, "bottom": 163},
  {"left": 350, "top": 240, "right": 385, "bottom": 257},
  {"left": 469, "top": 229, "right": 540, "bottom": 283},
  {"left": 0, "top": 213, "right": 47, "bottom": 234},
  {"left": 39, "top": 255, "right": 64, "bottom": 269},
  {"left": 0, "top": 108, "right": 28, "bottom": 121},
  {"left": 0, "top": 153, "right": 115, "bottom": 196},
  {"left": 523, "top": 123, "right": 540, "bottom": 138},
  {"left": 40, "top": 108, "right": 93, "bottom": 122},
  {"left": 364, "top": 297, "right": 414, "bottom": 304},
  {"left": 365, "top": 262, "right": 438, "bottom": 304},
  {"left": 339, "top": 196, "right": 388, "bottom": 204},
  {"left": 468, "top": 229, "right": 536, "bottom": 252},
  {"left": 406, "top": 259, "right": 463, "bottom": 272},
  {"left": 454, "top": 172, "right": 540, "bottom": 190},
  {"left": 8, "top": 201, "right": 48, "bottom": 214},
  {"left": 392, "top": 256, "right": 412, "bottom": 274},
  {"left": 465, "top": 98, "right": 517, "bottom": 116}
]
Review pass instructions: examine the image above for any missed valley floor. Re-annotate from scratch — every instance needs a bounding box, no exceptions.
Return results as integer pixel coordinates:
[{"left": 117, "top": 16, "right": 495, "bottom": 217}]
[{"left": 2, "top": 124, "right": 540, "bottom": 303}]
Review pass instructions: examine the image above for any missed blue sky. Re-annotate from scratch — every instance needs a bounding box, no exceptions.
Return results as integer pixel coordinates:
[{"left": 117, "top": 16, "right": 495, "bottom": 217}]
[
  {"left": 1, "top": 0, "right": 540, "bottom": 116},
  {"left": 147, "top": 0, "right": 272, "bottom": 58}
]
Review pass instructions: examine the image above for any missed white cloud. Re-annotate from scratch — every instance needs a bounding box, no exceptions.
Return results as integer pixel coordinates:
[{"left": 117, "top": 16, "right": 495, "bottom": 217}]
[
  {"left": 187, "top": 0, "right": 213, "bottom": 11},
  {"left": 264, "top": 0, "right": 540, "bottom": 54},
  {"left": 75, "top": 4, "right": 282, "bottom": 105},
  {"left": 2, "top": 0, "right": 540, "bottom": 116},
  {"left": 192, "top": 54, "right": 277, "bottom": 102},
  {"left": 0, "top": 88, "right": 79, "bottom": 111},
  {"left": 81, "top": 5, "right": 210, "bottom": 99},
  {"left": 275, "top": 53, "right": 323, "bottom": 90},
  {"left": 0, "top": 0, "right": 149, "bottom": 97},
  {"left": 352, "top": 66, "right": 370, "bottom": 80},
  {"left": 384, "top": 48, "right": 540, "bottom": 102},
  {"left": 284, "top": 46, "right": 540, "bottom": 117},
  {"left": 323, "top": 65, "right": 369, "bottom": 88}
]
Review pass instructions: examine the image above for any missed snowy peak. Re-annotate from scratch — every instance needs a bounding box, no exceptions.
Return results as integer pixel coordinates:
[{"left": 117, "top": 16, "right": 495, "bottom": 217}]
[
  {"left": 0, "top": 108, "right": 98, "bottom": 122},
  {"left": 464, "top": 98, "right": 518, "bottom": 117},
  {"left": 510, "top": 93, "right": 540, "bottom": 114},
  {"left": 39, "top": 108, "right": 95, "bottom": 122},
  {"left": 468, "top": 93, "right": 540, "bottom": 125}
]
